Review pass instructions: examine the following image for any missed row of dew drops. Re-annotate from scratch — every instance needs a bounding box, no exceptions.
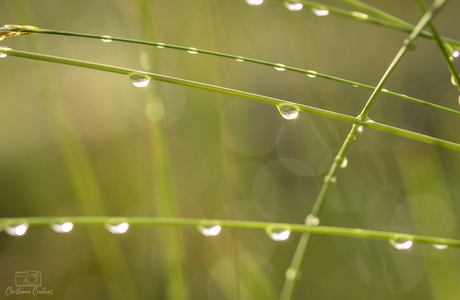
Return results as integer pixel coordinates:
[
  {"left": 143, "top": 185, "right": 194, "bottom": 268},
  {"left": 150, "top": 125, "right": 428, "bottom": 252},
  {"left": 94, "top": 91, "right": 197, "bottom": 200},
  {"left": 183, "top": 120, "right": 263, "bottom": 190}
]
[
  {"left": 0, "top": 3, "right": 457, "bottom": 251},
  {"left": 0, "top": 218, "right": 450, "bottom": 250}
]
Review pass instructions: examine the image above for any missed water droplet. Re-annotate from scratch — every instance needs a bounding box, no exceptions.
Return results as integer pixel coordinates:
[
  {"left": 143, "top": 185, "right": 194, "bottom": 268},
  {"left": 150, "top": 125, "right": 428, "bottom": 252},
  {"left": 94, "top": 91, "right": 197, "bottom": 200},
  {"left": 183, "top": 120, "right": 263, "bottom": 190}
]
[
  {"left": 311, "top": 8, "right": 329, "bottom": 17},
  {"left": 285, "top": 267, "right": 299, "bottom": 280},
  {"left": 274, "top": 63, "right": 286, "bottom": 71},
  {"left": 246, "top": 0, "right": 264, "bottom": 5},
  {"left": 0, "top": 45, "right": 11, "bottom": 58},
  {"left": 51, "top": 222, "right": 74, "bottom": 233},
  {"left": 266, "top": 227, "right": 291, "bottom": 241},
  {"left": 277, "top": 104, "right": 299, "bottom": 120},
  {"left": 106, "top": 223, "right": 129, "bottom": 234},
  {"left": 353, "top": 84, "right": 359, "bottom": 87},
  {"left": 351, "top": 11, "right": 369, "bottom": 19},
  {"left": 433, "top": 244, "right": 448, "bottom": 250},
  {"left": 403, "top": 38, "right": 417, "bottom": 51},
  {"left": 236, "top": 56, "right": 244, "bottom": 62},
  {"left": 305, "top": 214, "right": 320, "bottom": 226},
  {"left": 324, "top": 175, "right": 336, "bottom": 186},
  {"left": 283, "top": 1, "right": 303, "bottom": 11},
  {"left": 101, "top": 35, "right": 112, "bottom": 42},
  {"left": 451, "top": 75, "right": 458, "bottom": 86},
  {"left": 358, "top": 126, "right": 363, "bottom": 132},
  {"left": 340, "top": 157, "right": 348, "bottom": 168},
  {"left": 389, "top": 238, "right": 413, "bottom": 250},
  {"left": 187, "top": 47, "right": 198, "bottom": 54},
  {"left": 5, "top": 224, "right": 28, "bottom": 236},
  {"left": 453, "top": 51, "right": 459, "bottom": 58},
  {"left": 382, "top": 88, "right": 389, "bottom": 92},
  {"left": 156, "top": 43, "right": 165, "bottom": 48},
  {"left": 129, "top": 74, "right": 150, "bottom": 88},
  {"left": 198, "top": 225, "right": 222, "bottom": 237},
  {"left": 307, "top": 71, "right": 317, "bottom": 78}
]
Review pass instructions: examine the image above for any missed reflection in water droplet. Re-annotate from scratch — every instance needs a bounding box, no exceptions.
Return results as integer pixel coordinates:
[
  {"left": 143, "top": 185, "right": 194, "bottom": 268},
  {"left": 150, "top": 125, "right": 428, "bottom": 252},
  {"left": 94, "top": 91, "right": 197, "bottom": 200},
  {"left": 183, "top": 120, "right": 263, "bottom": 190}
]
[
  {"left": 236, "top": 56, "right": 244, "bottom": 62},
  {"left": 277, "top": 104, "right": 299, "bottom": 120},
  {"left": 106, "top": 223, "right": 130, "bottom": 234},
  {"left": 433, "top": 244, "right": 448, "bottom": 250},
  {"left": 453, "top": 51, "right": 459, "bottom": 58},
  {"left": 312, "top": 8, "right": 329, "bottom": 17},
  {"left": 390, "top": 238, "right": 413, "bottom": 250},
  {"left": 51, "top": 222, "right": 74, "bottom": 233},
  {"left": 187, "top": 47, "right": 198, "bottom": 54},
  {"left": 129, "top": 74, "right": 150, "bottom": 88},
  {"left": 198, "top": 225, "right": 222, "bottom": 237},
  {"left": 157, "top": 43, "right": 165, "bottom": 48},
  {"left": 340, "top": 157, "right": 348, "bottom": 168},
  {"left": 6, "top": 224, "right": 28, "bottom": 236},
  {"left": 0, "top": 46, "right": 11, "bottom": 58},
  {"left": 451, "top": 75, "right": 458, "bottom": 86},
  {"left": 266, "top": 227, "right": 291, "bottom": 241},
  {"left": 101, "top": 35, "right": 112, "bottom": 42},
  {"left": 305, "top": 214, "right": 320, "bottom": 226},
  {"left": 274, "top": 63, "right": 286, "bottom": 71},
  {"left": 246, "top": 0, "right": 264, "bottom": 5},
  {"left": 307, "top": 71, "right": 317, "bottom": 78},
  {"left": 351, "top": 11, "right": 369, "bottom": 19},
  {"left": 283, "top": 1, "right": 303, "bottom": 11}
]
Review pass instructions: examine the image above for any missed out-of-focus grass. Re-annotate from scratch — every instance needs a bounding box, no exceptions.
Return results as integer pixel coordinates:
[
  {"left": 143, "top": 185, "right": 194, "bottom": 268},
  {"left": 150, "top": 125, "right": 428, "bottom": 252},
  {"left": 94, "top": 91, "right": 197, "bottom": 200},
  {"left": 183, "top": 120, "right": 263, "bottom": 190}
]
[{"left": 1, "top": 0, "right": 460, "bottom": 299}]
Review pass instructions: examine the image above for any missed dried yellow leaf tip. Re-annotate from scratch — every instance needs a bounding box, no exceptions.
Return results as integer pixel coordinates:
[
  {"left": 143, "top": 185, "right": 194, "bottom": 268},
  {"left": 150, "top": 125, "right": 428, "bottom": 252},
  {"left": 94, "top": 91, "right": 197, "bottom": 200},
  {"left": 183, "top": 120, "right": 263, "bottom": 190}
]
[{"left": 0, "top": 25, "right": 39, "bottom": 40}]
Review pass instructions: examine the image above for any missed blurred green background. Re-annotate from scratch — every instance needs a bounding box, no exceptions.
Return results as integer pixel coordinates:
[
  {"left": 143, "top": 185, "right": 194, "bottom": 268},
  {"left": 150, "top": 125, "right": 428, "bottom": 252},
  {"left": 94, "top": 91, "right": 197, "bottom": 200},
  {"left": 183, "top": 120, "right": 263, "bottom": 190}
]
[{"left": 1, "top": 0, "right": 460, "bottom": 299}]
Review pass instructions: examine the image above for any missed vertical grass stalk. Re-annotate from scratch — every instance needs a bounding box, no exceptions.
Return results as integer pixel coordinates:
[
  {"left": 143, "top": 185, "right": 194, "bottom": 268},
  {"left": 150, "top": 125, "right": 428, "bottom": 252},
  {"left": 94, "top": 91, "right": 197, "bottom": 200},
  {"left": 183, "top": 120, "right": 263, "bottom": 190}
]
[{"left": 280, "top": 1, "right": 450, "bottom": 299}]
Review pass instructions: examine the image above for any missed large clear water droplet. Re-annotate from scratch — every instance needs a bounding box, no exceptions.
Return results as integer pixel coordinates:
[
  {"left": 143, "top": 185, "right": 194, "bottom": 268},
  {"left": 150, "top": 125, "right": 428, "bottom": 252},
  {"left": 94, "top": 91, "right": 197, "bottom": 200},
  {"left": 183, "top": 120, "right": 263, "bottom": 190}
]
[
  {"left": 129, "top": 74, "right": 150, "bottom": 88},
  {"left": 187, "top": 47, "right": 198, "bottom": 54},
  {"left": 106, "top": 223, "right": 129, "bottom": 234},
  {"left": 311, "top": 8, "right": 329, "bottom": 17},
  {"left": 305, "top": 214, "right": 320, "bottom": 226},
  {"left": 0, "top": 46, "right": 11, "bottom": 58},
  {"left": 340, "top": 157, "right": 348, "bottom": 168},
  {"left": 390, "top": 238, "right": 413, "bottom": 250},
  {"left": 274, "top": 63, "right": 286, "bottom": 71},
  {"left": 51, "top": 222, "right": 74, "bottom": 233},
  {"left": 246, "top": 0, "right": 264, "bottom": 5},
  {"left": 5, "top": 223, "right": 28, "bottom": 236},
  {"left": 101, "top": 35, "right": 112, "bottom": 42},
  {"left": 266, "top": 227, "right": 291, "bottom": 241},
  {"left": 198, "top": 225, "right": 222, "bottom": 237},
  {"left": 283, "top": 2, "right": 303, "bottom": 11},
  {"left": 278, "top": 104, "right": 299, "bottom": 120},
  {"left": 433, "top": 244, "right": 448, "bottom": 250}
]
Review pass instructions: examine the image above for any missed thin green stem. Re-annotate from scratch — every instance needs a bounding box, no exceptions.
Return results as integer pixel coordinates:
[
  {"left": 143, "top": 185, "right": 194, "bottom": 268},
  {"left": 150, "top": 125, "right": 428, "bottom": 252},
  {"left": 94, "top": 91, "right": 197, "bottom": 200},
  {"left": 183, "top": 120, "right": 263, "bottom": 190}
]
[
  {"left": 272, "top": 0, "right": 460, "bottom": 47},
  {"left": 415, "top": 0, "right": 460, "bottom": 96},
  {"left": 2, "top": 48, "right": 460, "bottom": 152},
  {"left": 360, "top": 0, "right": 449, "bottom": 119},
  {"left": 338, "top": 0, "right": 412, "bottom": 27},
  {"left": 1, "top": 28, "right": 460, "bottom": 117},
  {"left": 280, "top": 1, "right": 449, "bottom": 299},
  {"left": 0, "top": 216, "right": 458, "bottom": 247}
]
